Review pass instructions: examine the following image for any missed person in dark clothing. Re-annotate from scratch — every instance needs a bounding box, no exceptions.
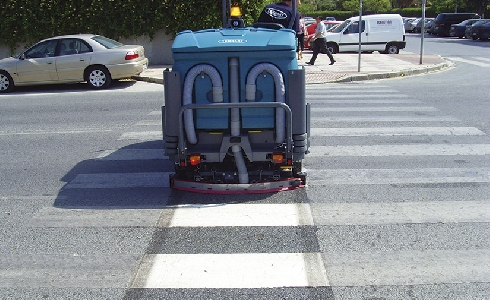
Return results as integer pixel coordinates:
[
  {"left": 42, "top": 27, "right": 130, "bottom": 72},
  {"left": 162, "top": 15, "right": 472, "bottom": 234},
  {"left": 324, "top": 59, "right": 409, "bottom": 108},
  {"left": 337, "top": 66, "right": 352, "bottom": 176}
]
[
  {"left": 297, "top": 14, "right": 307, "bottom": 59},
  {"left": 306, "top": 16, "right": 335, "bottom": 65},
  {"left": 257, "top": 0, "right": 299, "bottom": 32}
]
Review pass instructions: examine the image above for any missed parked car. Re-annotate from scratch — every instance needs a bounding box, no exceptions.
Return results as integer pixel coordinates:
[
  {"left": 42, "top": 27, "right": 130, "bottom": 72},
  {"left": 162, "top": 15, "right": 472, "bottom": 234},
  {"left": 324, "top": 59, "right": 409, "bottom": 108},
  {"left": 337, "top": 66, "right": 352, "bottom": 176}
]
[
  {"left": 414, "top": 18, "right": 434, "bottom": 33},
  {"left": 431, "top": 13, "right": 480, "bottom": 36},
  {"left": 0, "top": 34, "right": 148, "bottom": 93},
  {"left": 406, "top": 18, "right": 420, "bottom": 33},
  {"left": 304, "top": 21, "right": 342, "bottom": 49},
  {"left": 450, "top": 19, "right": 482, "bottom": 38},
  {"left": 465, "top": 19, "right": 490, "bottom": 38},
  {"left": 425, "top": 19, "right": 435, "bottom": 33},
  {"left": 470, "top": 19, "right": 490, "bottom": 40},
  {"left": 324, "top": 14, "right": 406, "bottom": 54},
  {"left": 403, "top": 18, "right": 416, "bottom": 32},
  {"left": 303, "top": 17, "right": 316, "bottom": 27}
]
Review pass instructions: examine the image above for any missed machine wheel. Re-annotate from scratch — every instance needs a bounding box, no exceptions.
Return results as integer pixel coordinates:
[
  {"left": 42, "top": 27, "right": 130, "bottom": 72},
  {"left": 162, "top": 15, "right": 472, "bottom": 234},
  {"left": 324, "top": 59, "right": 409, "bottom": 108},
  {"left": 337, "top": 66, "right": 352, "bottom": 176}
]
[
  {"left": 0, "top": 70, "right": 14, "bottom": 93},
  {"left": 86, "top": 66, "right": 112, "bottom": 89},
  {"left": 384, "top": 44, "right": 400, "bottom": 54}
]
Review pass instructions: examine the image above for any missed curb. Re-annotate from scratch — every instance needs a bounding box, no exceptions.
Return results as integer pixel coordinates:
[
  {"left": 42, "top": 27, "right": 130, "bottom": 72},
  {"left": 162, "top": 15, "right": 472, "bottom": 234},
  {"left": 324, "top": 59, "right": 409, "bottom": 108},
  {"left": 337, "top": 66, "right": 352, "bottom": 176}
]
[
  {"left": 132, "top": 58, "right": 453, "bottom": 85},
  {"left": 336, "top": 59, "right": 453, "bottom": 83},
  {"left": 131, "top": 76, "right": 164, "bottom": 85}
]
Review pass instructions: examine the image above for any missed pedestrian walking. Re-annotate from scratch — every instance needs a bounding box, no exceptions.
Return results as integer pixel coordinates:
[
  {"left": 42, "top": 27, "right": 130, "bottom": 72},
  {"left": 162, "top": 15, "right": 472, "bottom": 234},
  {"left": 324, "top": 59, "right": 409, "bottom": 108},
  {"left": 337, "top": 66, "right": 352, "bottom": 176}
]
[
  {"left": 306, "top": 16, "right": 335, "bottom": 66},
  {"left": 296, "top": 15, "right": 307, "bottom": 60}
]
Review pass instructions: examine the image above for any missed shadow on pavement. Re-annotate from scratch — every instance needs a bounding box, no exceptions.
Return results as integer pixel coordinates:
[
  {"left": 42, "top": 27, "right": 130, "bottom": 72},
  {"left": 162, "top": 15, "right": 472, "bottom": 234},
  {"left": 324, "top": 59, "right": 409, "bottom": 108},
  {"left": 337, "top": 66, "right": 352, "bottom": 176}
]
[{"left": 53, "top": 140, "right": 294, "bottom": 209}]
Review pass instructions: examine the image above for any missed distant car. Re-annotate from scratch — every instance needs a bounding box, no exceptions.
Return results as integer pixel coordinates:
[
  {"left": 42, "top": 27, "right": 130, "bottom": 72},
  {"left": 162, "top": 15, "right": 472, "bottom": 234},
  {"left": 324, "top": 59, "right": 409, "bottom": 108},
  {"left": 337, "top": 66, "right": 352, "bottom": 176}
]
[
  {"left": 414, "top": 18, "right": 434, "bottom": 33},
  {"left": 465, "top": 19, "right": 490, "bottom": 38},
  {"left": 431, "top": 13, "right": 480, "bottom": 36},
  {"left": 0, "top": 34, "right": 148, "bottom": 93},
  {"left": 470, "top": 19, "right": 490, "bottom": 40},
  {"left": 303, "top": 17, "right": 316, "bottom": 27},
  {"left": 304, "top": 21, "right": 342, "bottom": 49},
  {"left": 406, "top": 18, "right": 420, "bottom": 33},
  {"left": 450, "top": 19, "right": 482, "bottom": 38},
  {"left": 403, "top": 18, "right": 416, "bottom": 32},
  {"left": 423, "top": 19, "right": 435, "bottom": 33}
]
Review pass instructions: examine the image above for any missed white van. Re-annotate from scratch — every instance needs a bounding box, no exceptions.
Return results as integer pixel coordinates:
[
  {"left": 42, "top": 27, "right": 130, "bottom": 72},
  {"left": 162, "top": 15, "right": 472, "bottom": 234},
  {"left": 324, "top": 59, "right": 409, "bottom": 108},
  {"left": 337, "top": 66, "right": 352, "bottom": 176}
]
[{"left": 325, "top": 14, "right": 406, "bottom": 54}]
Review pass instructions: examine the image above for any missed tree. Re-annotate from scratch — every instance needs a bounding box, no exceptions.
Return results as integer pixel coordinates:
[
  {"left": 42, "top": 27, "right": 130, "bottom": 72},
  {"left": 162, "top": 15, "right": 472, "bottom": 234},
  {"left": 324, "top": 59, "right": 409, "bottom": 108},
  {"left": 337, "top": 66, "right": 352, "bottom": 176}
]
[{"left": 342, "top": 0, "right": 392, "bottom": 13}]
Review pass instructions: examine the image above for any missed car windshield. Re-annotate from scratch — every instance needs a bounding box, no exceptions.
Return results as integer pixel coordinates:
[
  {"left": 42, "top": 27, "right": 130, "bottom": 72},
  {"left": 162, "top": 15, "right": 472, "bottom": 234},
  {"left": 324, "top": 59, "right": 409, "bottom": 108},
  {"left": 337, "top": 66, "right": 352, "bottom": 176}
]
[
  {"left": 331, "top": 20, "right": 350, "bottom": 33},
  {"left": 92, "top": 36, "right": 123, "bottom": 49}
]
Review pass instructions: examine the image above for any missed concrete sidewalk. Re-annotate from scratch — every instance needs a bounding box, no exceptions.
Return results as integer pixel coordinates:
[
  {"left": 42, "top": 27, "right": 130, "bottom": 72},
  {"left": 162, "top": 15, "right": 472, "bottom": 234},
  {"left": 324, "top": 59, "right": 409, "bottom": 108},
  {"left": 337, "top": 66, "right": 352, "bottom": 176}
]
[{"left": 133, "top": 51, "right": 451, "bottom": 85}]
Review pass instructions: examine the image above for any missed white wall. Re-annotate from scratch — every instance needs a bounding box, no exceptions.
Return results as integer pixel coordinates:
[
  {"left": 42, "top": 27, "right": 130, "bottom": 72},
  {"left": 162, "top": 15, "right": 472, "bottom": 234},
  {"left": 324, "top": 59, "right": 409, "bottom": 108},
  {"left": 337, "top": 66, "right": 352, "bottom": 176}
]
[{"left": 0, "top": 29, "right": 175, "bottom": 65}]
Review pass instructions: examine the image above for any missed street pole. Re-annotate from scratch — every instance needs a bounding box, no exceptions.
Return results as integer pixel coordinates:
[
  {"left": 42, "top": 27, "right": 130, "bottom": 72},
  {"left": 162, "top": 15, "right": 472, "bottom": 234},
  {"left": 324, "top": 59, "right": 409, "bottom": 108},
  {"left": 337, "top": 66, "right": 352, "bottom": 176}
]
[
  {"left": 358, "top": 0, "right": 362, "bottom": 72},
  {"left": 419, "top": 0, "right": 426, "bottom": 65}
]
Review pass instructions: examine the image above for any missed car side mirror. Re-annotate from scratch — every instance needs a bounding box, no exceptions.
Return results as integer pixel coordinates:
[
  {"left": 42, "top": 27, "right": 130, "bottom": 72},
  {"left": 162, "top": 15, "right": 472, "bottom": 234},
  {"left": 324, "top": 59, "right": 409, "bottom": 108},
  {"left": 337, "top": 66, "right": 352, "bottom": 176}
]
[{"left": 19, "top": 53, "right": 26, "bottom": 60}]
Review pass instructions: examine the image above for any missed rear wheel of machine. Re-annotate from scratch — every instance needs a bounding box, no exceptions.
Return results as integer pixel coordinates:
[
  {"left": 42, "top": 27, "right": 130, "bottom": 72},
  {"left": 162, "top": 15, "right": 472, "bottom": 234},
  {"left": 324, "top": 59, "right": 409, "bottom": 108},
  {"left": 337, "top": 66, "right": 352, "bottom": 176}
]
[{"left": 293, "top": 161, "right": 306, "bottom": 185}]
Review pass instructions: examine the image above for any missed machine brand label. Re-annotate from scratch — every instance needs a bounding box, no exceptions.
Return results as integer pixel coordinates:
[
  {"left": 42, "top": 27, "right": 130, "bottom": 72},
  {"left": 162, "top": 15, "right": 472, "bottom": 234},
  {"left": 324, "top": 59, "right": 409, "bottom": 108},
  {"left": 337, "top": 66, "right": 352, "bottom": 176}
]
[
  {"left": 218, "top": 39, "right": 247, "bottom": 43},
  {"left": 265, "top": 8, "right": 287, "bottom": 19}
]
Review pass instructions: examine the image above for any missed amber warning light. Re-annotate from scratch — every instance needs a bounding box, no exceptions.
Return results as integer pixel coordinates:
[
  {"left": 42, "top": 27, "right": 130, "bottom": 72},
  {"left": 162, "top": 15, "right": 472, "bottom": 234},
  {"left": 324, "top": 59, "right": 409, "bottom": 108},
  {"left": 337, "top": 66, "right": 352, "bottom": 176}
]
[
  {"left": 228, "top": 6, "right": 244, "bottom": 28},
  {"left": 230, "top": 6, "right": 242, "bottom": 17}
]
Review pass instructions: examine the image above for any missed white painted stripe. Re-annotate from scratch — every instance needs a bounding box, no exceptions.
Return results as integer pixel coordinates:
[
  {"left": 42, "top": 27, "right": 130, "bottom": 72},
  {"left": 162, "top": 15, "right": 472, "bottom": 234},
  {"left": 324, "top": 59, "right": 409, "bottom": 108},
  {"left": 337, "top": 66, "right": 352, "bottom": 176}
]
[
  {"left": 309, "top": 100, "right": 422, "bottom": 104},
  {"left": 96, "top": 149, "right": 167, "bottom": 160},
  {"left": 325, "top": 250, "right": 490, "bottom": 286},
  {"left": 64, "top": 172, "right": 172, "bottom": 189},
  {"left": 311, "top": 116, "right": 459, "bottom": 122},
  {"left": 449, "top": 57, "right": 490, "bottom": 67},
  {"left": 133, "top": 253, "right": 328, "bottom": 288},
  {"left": 474, "top": 57, "right": 490, "bottom": 62},
  {"left": 307, "top": 84, "right": 389, "bottom": 90},
  {"left": 118, "top": 131, "right": 162, "bottom": 140},
  {"left": 158, "top": 204, "right": 314, "bottom": 227},
  {"left": 312, "top": 106, "right": 438, "bottom": 112},
  {"left": 308, "top": 89, "right": 400, "bottom": 93},
  {"left": 305, "top": 168, "right": 490, "bottom": 185},
  {"left": 308, "top": 94, "right": 408, "bottom": 99},
  {"left": 0, "top": 129, "right": 112, "bottom": 136},
  {"left": 148, "top": 111, "right": 162, "bottom": 116},
  {"left": 309, "top": 127, "right": 486, "bottom": 136},
  {"left": 28, "top": 207, "right": 162, "bottom": 227},
  {"left": 135, "top": 120, "right": 161, "bottom": 126},
  {"left": 311, "top": 201, "right": 490, "bottom": 225},
  {"left": 308, "top": 144, "right": 490, "bottom": 157}
]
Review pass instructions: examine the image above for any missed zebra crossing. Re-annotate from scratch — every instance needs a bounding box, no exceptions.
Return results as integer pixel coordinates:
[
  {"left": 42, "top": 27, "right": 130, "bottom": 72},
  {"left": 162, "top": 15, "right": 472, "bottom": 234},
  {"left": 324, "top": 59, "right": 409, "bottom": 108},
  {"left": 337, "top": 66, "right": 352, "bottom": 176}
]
[
  {"left": 30, "top": 83, "right": 489, "bottom": 297},
  {"left": 447, "top": 56, "right": 490, "bottom": 67}
]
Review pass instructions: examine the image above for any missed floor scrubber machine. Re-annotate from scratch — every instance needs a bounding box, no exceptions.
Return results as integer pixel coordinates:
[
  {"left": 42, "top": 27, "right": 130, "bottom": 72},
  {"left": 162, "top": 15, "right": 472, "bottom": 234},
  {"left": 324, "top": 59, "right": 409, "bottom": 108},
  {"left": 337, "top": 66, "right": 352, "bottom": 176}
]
[{"left": 162, "top": 1, "right": 310, "bottom": 193}]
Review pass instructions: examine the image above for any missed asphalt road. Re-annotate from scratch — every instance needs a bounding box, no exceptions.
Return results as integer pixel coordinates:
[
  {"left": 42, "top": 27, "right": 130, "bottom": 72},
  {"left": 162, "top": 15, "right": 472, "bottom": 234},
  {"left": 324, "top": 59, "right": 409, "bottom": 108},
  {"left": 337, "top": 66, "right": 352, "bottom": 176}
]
[{"left": 0, "top": 34, "right": 489, "bottom": 299}]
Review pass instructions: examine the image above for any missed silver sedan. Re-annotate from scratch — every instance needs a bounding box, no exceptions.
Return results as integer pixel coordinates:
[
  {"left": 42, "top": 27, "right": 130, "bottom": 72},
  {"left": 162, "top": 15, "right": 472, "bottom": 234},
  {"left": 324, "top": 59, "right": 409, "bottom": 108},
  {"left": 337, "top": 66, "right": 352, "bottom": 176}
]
[{"left": 0, "top": 34, "right": 148, "bottom": 92}]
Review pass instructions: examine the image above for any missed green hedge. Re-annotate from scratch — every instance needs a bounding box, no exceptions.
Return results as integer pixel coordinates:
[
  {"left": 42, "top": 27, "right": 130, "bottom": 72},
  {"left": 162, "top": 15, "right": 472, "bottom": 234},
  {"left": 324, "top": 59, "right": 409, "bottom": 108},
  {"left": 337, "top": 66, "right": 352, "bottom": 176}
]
[
  {"left": 1, "top": 0, "right": 474, "bottom": 54},
  {"left": 300, "top": 8, "right": 440, "bottom": 21},
  {"left": 0, "top": 0, "right": 265, "bottom": 53}
]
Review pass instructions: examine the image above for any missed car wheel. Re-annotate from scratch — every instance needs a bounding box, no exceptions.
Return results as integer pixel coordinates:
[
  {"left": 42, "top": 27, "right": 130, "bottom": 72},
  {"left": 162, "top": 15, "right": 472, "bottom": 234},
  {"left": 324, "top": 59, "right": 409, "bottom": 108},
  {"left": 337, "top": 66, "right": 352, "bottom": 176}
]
[
  {"left": 0, "top": 70, "right": 14, "bottom": 93},
  {"left": 326, "top": 43, "right": 338, "bottom": 54},
  {"left": 385, "top": 44, "right": 399, "bottom": 54},
  {"left": 86, "top": 66, "right": 112, "bottom": 89}
]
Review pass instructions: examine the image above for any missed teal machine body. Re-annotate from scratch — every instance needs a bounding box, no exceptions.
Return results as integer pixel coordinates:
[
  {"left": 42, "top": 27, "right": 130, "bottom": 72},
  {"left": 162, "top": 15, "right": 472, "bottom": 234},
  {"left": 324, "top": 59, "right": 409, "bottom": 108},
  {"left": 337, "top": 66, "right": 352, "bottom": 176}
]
[{"left": 163, "top": 24, "right": 309, "bottom": 192}]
